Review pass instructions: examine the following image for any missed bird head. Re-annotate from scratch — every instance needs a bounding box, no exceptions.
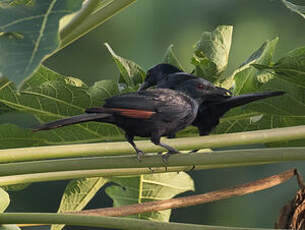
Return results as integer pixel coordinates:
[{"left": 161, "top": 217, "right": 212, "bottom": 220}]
[
  {"left": 177, "top": 78, "right": 232, "bottom": 101},
  {"left": 138, "top": 63, "right": 182, "bottom": 91}
]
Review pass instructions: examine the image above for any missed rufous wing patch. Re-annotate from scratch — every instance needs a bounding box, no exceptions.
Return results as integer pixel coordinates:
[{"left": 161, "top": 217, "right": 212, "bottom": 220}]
[{"left": 110, "top": 108, "right": 155, "bottom": 119}]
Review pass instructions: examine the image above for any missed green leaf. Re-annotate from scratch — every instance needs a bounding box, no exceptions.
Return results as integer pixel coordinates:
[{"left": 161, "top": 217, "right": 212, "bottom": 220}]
[
  {"left": 0, "top": 0, "right": 83, "bottom": 83},
  {"left": 52, "top": 177, "right": 109, "bottom": 230},
  {"left": 0, "top": 66, "right": 123, "bottom": 145},
  {"left": 0, "top": 225, "right": 20, "bottom": 230},
  {"left": 215, "top": 77, "right": 305, "bottom": 144},
  {"left": 191, "top": 25, "right": 233, "bottom": 82},
  {"left": 105, "top": 172, "right": 194, "bottom": 222},
  {"left": 105, "top": 43, "right": 146, "bottom": 87},
  {"left": 282, "top": 0, "right": 305, "bottom": 19},
  {"left": 253, "top": 46, "right": 305, "bottom": 89},
  {"left": 2, "top": 183, "right": 30, "bottom": 192},
  {"left": 162, "top": 44, "right": 184, "bottom": 71},
  {"left": 0, "top": 187, "right": 9, "bottom": 213},
  {"left": 233, "top": 37, "right": 279, "bottom": 94},
  {"left": 0, "top": 124, "right": 44, "bottom": 149}
]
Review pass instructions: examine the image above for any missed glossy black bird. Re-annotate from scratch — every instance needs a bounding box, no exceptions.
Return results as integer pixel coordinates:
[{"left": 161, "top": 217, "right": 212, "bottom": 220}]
[
  {"left": 34, "top": 78, "right": 228, "bottom": 160},
  {"left": 138, "top": 63, "right": 183, "bottom": 91},
  {"left": 139, "top": 63, "right": 285, "bottom": 136},
  {"left": 139, "top": 63, "right": 231, "bottom": 96}
]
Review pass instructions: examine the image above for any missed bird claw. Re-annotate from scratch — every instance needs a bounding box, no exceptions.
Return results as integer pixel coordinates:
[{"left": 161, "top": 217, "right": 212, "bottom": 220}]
[
  {"left": 136, "top": 151, "right": 144, "bottom": 161},
  {"left": 188, "top": 149, "right": 199, "bottom": 154},
  {"left": 189, "top": 165, "right": 196, "bottom": 171}
]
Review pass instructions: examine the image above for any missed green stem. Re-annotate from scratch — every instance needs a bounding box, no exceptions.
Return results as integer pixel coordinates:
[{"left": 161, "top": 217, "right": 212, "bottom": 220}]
[
  {"left": 59, "top": 0, "right": 137, "bottom": 50},
  {"left": 0, "top": 147, "right": 305, "bottom": 177},
  {"left": 1, "top": 125, "right": 305, "bottom": 164},
  {"left": 60, "top": 0, "right": 101, "bottom": 39},
  {"left": 0, "top": 213, "right": 271, "bottom": 230}
]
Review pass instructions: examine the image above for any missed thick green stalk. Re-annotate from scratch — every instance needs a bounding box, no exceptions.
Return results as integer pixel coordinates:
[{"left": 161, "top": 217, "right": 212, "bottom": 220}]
[
  {"left": 0, "top": 147, "right": 305, "bottom": 177},
  {"left": 59, "top": 0, "right": 137, "bottom": 50},
  {"left": 0, "top": 213, "right": 271, "bottom": 230},
  {"left": 1, "top": 125, "right": 305, "bottom": 164}
]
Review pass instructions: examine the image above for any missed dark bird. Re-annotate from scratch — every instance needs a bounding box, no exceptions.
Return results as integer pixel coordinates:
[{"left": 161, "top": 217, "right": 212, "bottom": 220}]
[
  {"left": 34, "top": 78, "right": 228, "bottom": 160},
  {"left": 138, "top": 63, "right": 183, "bottom": 91},
  {"left": 139, "top": 63, "right": 285, "bottom": 136}
]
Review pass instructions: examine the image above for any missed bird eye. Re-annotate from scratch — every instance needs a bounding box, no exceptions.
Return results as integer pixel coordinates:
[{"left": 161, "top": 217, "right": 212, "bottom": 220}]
[{"left": 197, "top": 84, "right": 205, "bottom": 89}]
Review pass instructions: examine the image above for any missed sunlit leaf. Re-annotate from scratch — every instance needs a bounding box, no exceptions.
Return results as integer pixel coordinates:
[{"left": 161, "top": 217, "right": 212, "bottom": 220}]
[
  {"left": 0, "top": 187, "right": 9, "bottom": 213},
  {"left": 191, "top": 25, "right": 233, "bottom": 82},
  {"left": 105, "top": 43, "right": 146, "bottom": 87},
  {"left": 163, "top": 44, "right": 184, "bottom": 71},
  {"left": 282, "top": 0, "right": 305, "bottom": 19},
  {"left": 233, "top": 37, "right": 278, "bottom": 94},
  {"left": 0, "top": 0, "right": 83, "bottom": 83},
  {"left": 253, "top": 46, "right": 305, "bottom": 89},
  {"left": 106, "top": 172, "right": 194, "bottom": 222},
  {"left": 52, "top": 177, "right": 109, "bottom": 230}
]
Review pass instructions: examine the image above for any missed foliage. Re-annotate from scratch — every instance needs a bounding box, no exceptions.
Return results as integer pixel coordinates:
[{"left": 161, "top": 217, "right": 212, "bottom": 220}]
[{"left": 0, "top": 0, "right": 304, "bottom": 229}]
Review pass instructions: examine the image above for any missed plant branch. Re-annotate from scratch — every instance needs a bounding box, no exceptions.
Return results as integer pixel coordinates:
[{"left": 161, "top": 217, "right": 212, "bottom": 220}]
[
  {"left": 0, "top": 213, "right": 267, "bottom": 230},
  {"left": 59, "top": 0, "right": 137, "bottom": 50},
  {"left": 1, "top": 147, "right": 305, "bottom": 178},
  {"left": 73, "top": 169, "right": 297, "bottom": 217},
  {"left": 0, "top": 166, "right": 191, "bottom": 186},
  {"left": 1, "top": 125, "right": 305, "bottom": 164}
]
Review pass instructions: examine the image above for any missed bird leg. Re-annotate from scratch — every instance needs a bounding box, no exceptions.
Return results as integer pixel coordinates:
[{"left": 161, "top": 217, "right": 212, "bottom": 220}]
[
  {"left": 125, "top": 134, "right": 144, "bottom": 161},
  {"left": 151, "top": 134, "right": 180, "bottom": 163}
]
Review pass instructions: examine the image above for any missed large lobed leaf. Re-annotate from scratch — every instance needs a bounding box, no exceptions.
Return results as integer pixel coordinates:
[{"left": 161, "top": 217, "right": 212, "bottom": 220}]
[
  {"left": 0, "top": 0, "right": 83, "bottom": 84},
  {"left": 105, "top": 172, "right": 194, "bottom": 221},
  {"left": 0, "top": 65, "right": 123, "bottom": 146},
  {"left": 215, "top": 39, "right": 305, "bottom": 143}
]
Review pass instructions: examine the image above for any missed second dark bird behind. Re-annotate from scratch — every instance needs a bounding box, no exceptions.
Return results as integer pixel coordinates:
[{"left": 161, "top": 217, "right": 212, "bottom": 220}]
[{"left": 139, "top": 63, "right": 285, "bottom": 136}]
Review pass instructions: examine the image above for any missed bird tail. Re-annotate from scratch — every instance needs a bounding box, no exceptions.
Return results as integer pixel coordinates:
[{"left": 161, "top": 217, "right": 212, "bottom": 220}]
[
  {"left": 33, "top": 113, "right": 111, "bottom": 132},
  {"left": 220, "top": 91, "right": 285, "bottom": 109}
]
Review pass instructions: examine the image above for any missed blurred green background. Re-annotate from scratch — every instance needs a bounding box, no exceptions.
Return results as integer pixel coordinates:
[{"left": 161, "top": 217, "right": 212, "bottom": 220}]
[{"left": 6, "top": 0, "right": 305, "bottom": 229}]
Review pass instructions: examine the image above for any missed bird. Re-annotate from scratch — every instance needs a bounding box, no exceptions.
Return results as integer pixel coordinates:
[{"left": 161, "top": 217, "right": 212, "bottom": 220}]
[
  {"left": 139, "top": 63, "right": 285, "bottom": 136},
  {"left": 138, "top": 63, "right": 183, "bottom": 91},
  {"left": 33, "top": 78, "right": 229, "bottom": 160}
]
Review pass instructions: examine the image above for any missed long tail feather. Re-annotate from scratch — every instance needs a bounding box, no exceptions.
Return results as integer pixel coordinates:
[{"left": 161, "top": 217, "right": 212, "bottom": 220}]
[{"left": 33, "top": 113, "right": 111, "bottom": 132}]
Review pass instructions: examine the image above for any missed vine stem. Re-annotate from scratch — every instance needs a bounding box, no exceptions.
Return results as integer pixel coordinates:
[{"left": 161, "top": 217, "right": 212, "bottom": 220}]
[
  {"left": 0, "top": 147, "right": 305, "bottom": 180},
  {"left": 0, "top": 213, "right": 271, "bottom": 230},
  {"left": 1, "top": 125, "right": 305, "bottom": 164}
]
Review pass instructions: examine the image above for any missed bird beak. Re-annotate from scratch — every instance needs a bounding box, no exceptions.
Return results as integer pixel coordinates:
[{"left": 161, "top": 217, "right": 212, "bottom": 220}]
[
  {"left": 208, "top": 86, "right": 232, "bottom": 97},
  {"left": 138, "top": 81, "right": 150, "bottom": 91}
]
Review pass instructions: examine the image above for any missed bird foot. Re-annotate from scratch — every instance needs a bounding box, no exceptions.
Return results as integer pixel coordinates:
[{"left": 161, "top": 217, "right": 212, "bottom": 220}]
[
  {"left": 136, "top": 150, "right": 144, "bottom": 161},
  {"left": 188, "top": 149, "right": 199, "bottom": 154},
  {"left": 188, "top": 165, "right": 196, "bottom": 172},
  {"left": 158, "top": 150, "right": 180, "bottom": 166}
]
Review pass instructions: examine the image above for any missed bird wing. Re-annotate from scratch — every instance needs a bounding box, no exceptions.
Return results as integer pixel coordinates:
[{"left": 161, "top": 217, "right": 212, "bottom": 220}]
[
  {"left": 158, "top": 72, "right": 197, "bottom": 89},
  {"left": 86, "top": 89, "right": 194, "bottom": 121}
]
